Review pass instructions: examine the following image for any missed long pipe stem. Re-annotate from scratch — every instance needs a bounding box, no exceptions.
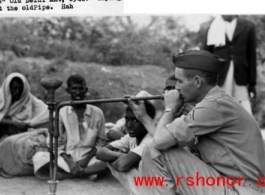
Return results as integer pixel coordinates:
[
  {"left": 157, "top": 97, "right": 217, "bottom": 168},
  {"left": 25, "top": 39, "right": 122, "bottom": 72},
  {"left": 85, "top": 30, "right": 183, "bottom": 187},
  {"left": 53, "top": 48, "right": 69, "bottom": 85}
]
[{"left": 53, "top": 94, "right": 164, "bottom": 181}]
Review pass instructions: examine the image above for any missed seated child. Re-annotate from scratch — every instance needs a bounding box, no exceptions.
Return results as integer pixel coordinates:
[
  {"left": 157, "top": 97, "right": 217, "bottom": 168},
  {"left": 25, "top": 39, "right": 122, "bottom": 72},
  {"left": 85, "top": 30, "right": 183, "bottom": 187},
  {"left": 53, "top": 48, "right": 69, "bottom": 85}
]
[
  {"left": 106, "top": 91, "right": 156, "bottom": 142},
  {"left": 96, "top": 91, "right": 156, "bottom": 195}
]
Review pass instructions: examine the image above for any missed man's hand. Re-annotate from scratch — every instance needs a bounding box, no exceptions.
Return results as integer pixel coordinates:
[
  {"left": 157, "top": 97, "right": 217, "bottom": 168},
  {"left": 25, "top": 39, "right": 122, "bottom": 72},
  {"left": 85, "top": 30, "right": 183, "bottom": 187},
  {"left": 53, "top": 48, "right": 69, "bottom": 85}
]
[
  {"left": 248, "top": 85, "right": 257, "bottom": 100},
  {"left": 164, "top": 89, "right": 184, "bottom": 111},
  {"left": 41, "top": 128, "right": 49, "bottom": 137},
  {"left": 127, "top": 99, "right": 148, "bottom": 121},
  {"left": 61, "top": 153, "right": 83, "bottom": 176},
  {"left": 77, "top": 147, "right": 97, "bottom": 168},
  {"left": 69, "top": 161, "right": 83, "bottom": 176}
]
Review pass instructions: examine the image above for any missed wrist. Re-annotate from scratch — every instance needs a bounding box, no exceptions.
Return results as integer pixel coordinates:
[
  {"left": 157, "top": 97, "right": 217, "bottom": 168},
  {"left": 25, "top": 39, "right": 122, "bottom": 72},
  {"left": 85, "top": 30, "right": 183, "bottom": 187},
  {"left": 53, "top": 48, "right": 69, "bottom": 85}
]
[
  {"left": 164, "top": 108, "right": 176, "bottom": 115},
  {"left": 140, "top": 114, "right": 152, "bottom": 124}
]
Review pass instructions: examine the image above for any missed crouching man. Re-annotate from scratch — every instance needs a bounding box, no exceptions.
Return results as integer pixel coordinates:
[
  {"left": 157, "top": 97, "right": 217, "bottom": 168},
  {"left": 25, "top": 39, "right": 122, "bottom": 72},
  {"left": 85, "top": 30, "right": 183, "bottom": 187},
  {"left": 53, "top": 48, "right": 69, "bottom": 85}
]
[
  {"left": 96, "top": 91, "right": 156, "bottom": 195},
  {"left": 138, "top": 50, "right": 265, "bottom": 195}
]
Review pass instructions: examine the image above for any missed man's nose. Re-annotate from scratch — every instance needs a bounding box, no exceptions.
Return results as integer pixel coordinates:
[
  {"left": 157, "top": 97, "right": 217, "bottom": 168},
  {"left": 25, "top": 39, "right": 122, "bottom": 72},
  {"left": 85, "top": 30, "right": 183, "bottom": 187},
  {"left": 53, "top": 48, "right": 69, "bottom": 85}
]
[
  {"left": 127, "top": 120, "right": 133, "bottom": 128},
  {"left": 76, "top": 88, "right": 81, "bottom": 94},
  {"left": 14, "top": 88, "right": 20, "bottom": 95}
]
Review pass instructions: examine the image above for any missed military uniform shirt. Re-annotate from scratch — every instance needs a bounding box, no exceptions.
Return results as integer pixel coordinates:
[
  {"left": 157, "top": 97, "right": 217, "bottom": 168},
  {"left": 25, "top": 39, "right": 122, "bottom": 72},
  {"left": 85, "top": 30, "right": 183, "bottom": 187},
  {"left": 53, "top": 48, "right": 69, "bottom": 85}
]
[{"left": 165, "top": 86, "right": 265, "bottom": 182}]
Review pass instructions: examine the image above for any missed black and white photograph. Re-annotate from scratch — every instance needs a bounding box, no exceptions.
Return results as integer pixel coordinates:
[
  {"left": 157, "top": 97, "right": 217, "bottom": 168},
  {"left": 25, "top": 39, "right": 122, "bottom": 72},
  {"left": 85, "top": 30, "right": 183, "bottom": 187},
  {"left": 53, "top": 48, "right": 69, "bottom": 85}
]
[{"left": 0, "top": 4, "right": 265, "bottom": 195}]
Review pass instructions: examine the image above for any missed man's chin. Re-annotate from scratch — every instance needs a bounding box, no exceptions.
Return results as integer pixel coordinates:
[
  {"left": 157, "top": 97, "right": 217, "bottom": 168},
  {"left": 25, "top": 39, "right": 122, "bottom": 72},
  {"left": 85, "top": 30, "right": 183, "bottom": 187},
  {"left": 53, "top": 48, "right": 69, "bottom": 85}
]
[
  {"left": 181, "top": 96, "right": 190, "bottom": 103},
  {"left": 13, "top": 96, "right": 21, "bottom": 101},
  {"left": 73, "top": 97, "right": 85, "bottom": 101},
  {"left": 183, "top": 99, "right": 188, "bottom": 103},
  {"left": 128, "top": 133, "right": 136, "bottom": 137}
]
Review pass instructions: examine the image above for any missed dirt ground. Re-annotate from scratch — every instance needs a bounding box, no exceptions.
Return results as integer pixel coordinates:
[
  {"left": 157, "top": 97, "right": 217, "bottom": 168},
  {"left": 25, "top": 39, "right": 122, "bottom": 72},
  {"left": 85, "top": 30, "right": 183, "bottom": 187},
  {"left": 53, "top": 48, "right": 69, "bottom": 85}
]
[
  {"left": 0, "top": 172, "right": 128, "bottom": 195},
  {"left": 1, "top": 129, "right": 264, "bottom": 195}
]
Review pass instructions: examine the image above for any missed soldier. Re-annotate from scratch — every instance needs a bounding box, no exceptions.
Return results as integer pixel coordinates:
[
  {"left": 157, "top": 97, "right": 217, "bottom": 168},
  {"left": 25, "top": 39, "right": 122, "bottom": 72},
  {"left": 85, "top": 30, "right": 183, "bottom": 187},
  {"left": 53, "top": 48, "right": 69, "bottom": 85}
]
[{"left": 137, "top": 50, "right": 265, "bottom": 195}]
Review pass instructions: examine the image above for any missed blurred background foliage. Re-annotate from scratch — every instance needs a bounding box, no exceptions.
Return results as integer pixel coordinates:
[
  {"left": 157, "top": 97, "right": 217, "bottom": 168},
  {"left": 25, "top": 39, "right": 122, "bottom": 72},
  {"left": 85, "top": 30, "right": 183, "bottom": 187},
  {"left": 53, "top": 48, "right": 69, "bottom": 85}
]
[
  {"left": 0, "top": 15, "right": 265, "bottom": 126},
  {"left": 0, "top": 16, "right": 206, "bottom": 68}
]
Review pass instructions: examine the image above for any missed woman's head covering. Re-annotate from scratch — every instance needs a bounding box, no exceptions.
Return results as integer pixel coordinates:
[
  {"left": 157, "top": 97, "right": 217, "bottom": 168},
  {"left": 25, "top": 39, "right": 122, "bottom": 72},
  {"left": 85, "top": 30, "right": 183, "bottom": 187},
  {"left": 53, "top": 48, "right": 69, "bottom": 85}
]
[{"left": 0, "top": 72, "right": 48, "bottom": 127}]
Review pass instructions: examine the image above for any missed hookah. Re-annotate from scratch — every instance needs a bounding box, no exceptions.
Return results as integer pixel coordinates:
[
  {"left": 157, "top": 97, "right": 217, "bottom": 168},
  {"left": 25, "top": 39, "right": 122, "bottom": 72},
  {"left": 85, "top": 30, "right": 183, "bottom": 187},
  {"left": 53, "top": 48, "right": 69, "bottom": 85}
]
[{"left": 40, "top": 77, "right": 164, "bottom": 195}]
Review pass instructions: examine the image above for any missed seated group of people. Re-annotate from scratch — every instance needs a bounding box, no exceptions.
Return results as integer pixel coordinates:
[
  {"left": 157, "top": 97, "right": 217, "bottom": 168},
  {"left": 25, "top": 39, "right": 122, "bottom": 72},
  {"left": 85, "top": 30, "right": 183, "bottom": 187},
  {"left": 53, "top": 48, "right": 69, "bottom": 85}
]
[
  {"left": 1, "top": 50, "right": 265, "bottom": 195},
  {"left": 0, "top": 70, "right": 192, "bottom": 185},
  {"left": 0, "top": 73, "right": 109, "bottom": 180}
]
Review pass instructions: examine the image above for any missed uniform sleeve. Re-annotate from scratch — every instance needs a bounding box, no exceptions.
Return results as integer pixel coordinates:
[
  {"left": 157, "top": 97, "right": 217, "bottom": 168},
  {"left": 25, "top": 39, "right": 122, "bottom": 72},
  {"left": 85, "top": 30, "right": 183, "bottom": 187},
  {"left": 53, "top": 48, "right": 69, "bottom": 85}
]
[
  {"left": 130, "top": 135, "right": 152, "bottom": 157},
  {"left": 110, "top": 134, "right": 130, "bottom": 153},
  {"left": 165, "top": 99, "right": 223, "bottom": 147}
]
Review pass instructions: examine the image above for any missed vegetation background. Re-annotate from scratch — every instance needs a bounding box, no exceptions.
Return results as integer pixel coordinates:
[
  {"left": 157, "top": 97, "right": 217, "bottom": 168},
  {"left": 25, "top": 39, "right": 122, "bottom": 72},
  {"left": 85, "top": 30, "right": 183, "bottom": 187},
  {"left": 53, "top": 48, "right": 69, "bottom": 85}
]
[{"left": 0, "top": 15, "right": 264, "bottom": 127}]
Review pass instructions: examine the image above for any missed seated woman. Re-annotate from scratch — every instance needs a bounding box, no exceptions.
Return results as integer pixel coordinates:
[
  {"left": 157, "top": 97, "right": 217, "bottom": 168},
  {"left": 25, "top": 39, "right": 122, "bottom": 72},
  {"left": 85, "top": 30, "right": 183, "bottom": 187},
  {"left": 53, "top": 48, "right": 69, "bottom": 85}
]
[
  {"left": 0, "top": 72, "right": 49, "bottom": 178},
  {"left": 0, "top": 72, "right": 49, "bottom": 138}
]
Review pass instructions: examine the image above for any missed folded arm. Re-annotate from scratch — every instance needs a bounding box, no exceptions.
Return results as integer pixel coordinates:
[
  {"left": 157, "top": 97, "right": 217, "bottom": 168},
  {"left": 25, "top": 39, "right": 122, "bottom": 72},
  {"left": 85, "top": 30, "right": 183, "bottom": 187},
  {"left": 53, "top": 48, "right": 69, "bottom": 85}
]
[
  {"left": 153, "top": 112, "right": 178, "bottom": 150},
  {"left": 96, "top": 144, "right": 126, "bottom": 162},
  {"left": 77, "top": 147, "right": 97, "bottom": 168},
  {"left": 153, "top": 90, "right": 183, "bottom": 150},
  {"left": 110, "top": 151, "right": 141, "bottom": 172},
  {"left": 97, "top": 144, "right": 141, "bottom": 172}
]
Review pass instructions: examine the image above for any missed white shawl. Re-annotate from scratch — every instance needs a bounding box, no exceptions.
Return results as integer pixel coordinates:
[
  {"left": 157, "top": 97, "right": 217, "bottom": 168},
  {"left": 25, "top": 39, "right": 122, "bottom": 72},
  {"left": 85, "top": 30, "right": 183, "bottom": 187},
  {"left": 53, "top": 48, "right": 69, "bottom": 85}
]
[{"left": 0, "top": 72, "right": 48, "bottom": 127}]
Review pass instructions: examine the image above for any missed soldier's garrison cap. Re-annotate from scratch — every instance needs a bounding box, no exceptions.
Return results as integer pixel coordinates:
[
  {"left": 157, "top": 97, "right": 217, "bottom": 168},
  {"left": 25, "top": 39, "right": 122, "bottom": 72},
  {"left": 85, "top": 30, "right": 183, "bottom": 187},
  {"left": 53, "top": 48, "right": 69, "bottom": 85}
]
[{"left": 172, "top": 50, "right": 226, "bottom": 74}]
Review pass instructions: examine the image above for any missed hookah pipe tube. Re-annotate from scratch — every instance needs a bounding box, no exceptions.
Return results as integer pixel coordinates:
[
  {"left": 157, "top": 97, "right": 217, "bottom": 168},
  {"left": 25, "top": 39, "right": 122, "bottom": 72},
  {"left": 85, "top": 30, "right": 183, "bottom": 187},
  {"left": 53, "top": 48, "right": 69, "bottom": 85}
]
[
  {"left": 40, "top": 78, "right": 62, "bottom": 195},
  {"left": 53, "top": 95, "right": 164, "bottom": 180}
]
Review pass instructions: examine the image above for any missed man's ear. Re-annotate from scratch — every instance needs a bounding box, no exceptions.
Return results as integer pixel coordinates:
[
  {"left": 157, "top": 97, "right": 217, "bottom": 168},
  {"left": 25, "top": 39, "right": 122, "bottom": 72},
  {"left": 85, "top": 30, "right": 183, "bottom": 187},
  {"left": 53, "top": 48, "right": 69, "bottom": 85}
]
[
  {"left": 194, "top": 76, "right": 203, "bottom": 88},
  {"left": 85, "top": 87, "right": 88, "bottom": 94}
]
